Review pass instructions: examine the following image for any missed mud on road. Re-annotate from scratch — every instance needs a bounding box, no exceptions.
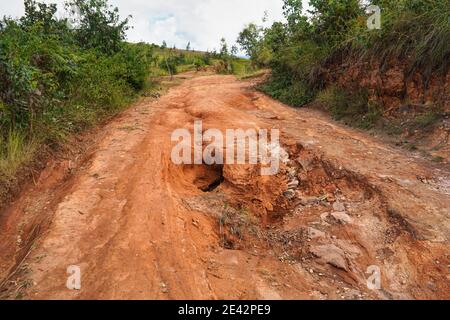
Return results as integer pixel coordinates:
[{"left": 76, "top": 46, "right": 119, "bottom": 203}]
[{"left": 0, "top": 73, "right": 449, "bottom": 300}]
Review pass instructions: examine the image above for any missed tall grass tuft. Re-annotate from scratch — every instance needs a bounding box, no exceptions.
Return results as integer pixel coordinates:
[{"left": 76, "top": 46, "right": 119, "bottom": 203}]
[{"left": 0, "top": 130, "right": 35, "bottom": 178}]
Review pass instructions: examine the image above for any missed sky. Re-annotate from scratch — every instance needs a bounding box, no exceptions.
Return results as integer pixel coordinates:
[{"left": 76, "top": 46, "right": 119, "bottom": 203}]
[{"left": 0, "top": 0, "right": 295, "bottom": 52}]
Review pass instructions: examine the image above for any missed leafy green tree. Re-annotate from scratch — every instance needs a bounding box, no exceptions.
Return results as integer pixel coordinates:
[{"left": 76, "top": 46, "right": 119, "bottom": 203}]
[
  {"left": 263, "top": 22, "right": 287, "bottom": 53},
  {"left": 219, "top": 38, "right": 229, "bottom": 58},
  {"left": 237, "top": 23, "right": 262, "bottom": 60},
  {"left": 282, "top": 0, "right": 303, "bottom": 27},
  {"left": 21, "top": 0, "right": 57, "bottom": 29},
  {"left": 308, "top": 0, "right": 362, "bottom": 42},
  {"left": 370, "top": 0, "right": 444, "bottom": 14},
  {"left": 66, "top": 0, "right": 131, "bottom": 53},
  {"left": 230, "top": 45, "right": 238, "bottom": 57}
]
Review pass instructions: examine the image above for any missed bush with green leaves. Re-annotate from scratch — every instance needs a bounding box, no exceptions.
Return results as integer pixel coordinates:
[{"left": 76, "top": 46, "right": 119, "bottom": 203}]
[
  {"left": 0, "top": 0, "right": 154, "bottom": 187},
  {"left": 66, "top": 0, "right": 131, "bottom": 54},
  {"left": 316, "top": 86, "right": 381, "bottom": 129},
  {"left": 238, "top": 0, "right": 450, "bottom": 109}
]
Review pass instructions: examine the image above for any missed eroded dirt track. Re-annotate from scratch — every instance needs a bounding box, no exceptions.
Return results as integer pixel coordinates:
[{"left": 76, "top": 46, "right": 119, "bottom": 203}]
[{"left": 0, "top": 74, "right": 449, "bottom": 300}]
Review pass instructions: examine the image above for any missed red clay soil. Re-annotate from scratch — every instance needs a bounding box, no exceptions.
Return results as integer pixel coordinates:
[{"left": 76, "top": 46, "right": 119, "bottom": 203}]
[{"left": 0, "top": 73, "right": 448, "bottom": 300}]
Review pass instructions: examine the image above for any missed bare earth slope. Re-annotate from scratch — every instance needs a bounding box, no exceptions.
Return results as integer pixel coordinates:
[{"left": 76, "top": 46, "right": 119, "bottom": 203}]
[{"left": 0, "top": 74, "right": 449, "bottom": 300}]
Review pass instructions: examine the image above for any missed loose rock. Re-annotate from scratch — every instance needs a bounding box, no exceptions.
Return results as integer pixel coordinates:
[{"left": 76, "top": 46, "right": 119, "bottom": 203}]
[
  {"left": 283, "top": 190, "right": 296, "bottom": 199},
  {"left": 330, "top": 212, "right": 353, "bottom": 225},
  {"left": 310, "top": 244, "right": 348, "bottom": 271},
  {"left": 333, "top": 201, "right": 346, "bottom": 212},
  {"left": 308, "top": 227, "right": 326, "bottom": 239}
]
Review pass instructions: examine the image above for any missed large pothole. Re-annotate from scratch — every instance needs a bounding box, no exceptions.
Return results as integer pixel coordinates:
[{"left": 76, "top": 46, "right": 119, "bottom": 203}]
[
  {"left": 181, "top": 163, "right": 224, "bottom": 192},
  {"left": 179, "top": 140, "right": 448, "bottom": 299}
]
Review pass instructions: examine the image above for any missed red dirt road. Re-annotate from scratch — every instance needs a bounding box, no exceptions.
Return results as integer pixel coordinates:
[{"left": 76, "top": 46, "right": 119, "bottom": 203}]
[{"left": 0, "top": 74, "right": 449, "bottom": 300}]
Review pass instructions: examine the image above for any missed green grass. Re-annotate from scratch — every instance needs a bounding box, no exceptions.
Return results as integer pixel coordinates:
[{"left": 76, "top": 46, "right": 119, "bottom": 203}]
[
  {"left": 0, "top": 130, "right": 36, "bottom": 179},
  {"left": 231, "top": 58, "right": 260, "bottom": 78},
  {"left": 239, "top": 0, "right": 449, "bottom": 136},
  {"left": 315, "top": 86, "right": 381, "bottom": 129},
  {"left": 413, "top": 111, "right": 440, "bottom": 129},
  {"left": 259, "top": 76, "right": 313, "bottom": 107},
  {"left": 0, "top": 45, "right": 212, "bottom": 207}
]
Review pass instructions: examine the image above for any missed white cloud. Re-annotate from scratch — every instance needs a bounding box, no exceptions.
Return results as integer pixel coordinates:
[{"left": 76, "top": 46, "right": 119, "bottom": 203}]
[
  {"left": 1, "top": 0, "right": 290, "bottom": 52},
  {"left": 111, "top": 0, "right": 286, "bottom": 52}
]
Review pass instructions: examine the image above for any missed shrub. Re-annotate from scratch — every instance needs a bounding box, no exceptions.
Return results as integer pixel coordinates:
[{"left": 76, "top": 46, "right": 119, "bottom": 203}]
[
  {"left": 0, "top": 0, "right": 152, "bottom": 186},
  {"left": 67, "top": 0, "right": 131, "bottom": 54},
  {"left": 238, "top": 0, "right": 449, "bottom": 117},
  {"left": 316, "top": 86, "right": 381, "bottom": 129}
]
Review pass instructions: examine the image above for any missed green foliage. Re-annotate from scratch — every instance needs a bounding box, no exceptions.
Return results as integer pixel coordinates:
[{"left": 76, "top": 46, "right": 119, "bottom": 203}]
[
  {"left": 237, "top": 23, "right": 263, "bottom": 63},
  {"left": 358, "top": 0, "right": 450, "bottom": 78},
  {"left": 219, "top": 38, "right": 229, "bottom": 58},
  {"left": 308, "top": 0, "right": 362, "bottom": 43},
  {"left": 67, "top": 0, "right": 131, "bottom": 53},
  {"left": 159, "top": 55, "right": 179, "bottom": 75},
  {"left": 282, "top": 0, "right": 303, "bottom": 27},
  {"left": 260, "top": 76, "right": 312, "bottom": 107},
  {"left": 413, "top": 111, "right": 440, "bottom": 129},
  {"left": 316, "top": 86, "right": 381, "bottom": 129},
  {"left": 0, "top": 0, "right": 154, "bottom": 185},
  {"left": 0, "top": 0, "right": 215, "bottom": 201},
  {"left": 21, "top": 0, "right": 65, "bottom": 33},
  {"left": 0, "top": 129, "right": 35, "bottom": 178},
  {"left": 230, "top": 59, "right": 257, "bottom": 77},
  {"left": 238, "top": 0, "right": 450, "bottom": 109}
]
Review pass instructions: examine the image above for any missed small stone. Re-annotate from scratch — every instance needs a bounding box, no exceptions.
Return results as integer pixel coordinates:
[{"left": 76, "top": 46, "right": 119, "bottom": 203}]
[
  {"left": 298, "top": 158, "right": 313, "bottom": 171},
  {"left": 287, "top": 167, "right": 297, "bottom": 178},
  {"left": 330, "top": 212, "right": 353, "bottom": 225},
  {"left": 333, "top": 201, "right": 345, "bottom": 212},
  {"left": 308, "top": 227, "right": 326, "bottom": 239},
  {"left": 300, "top": 196, "right": 321, "bottom": 206},
  {"left": 192, "top": 219, "right": 200, "bottom": 228},
  {"left": 310, "top": 244, "right": 348, "bottom": 271},
  {"left": 283, "top": 190, "right": 296, "bottom": 199},
  {"left": 160, "top": 282, "right": 169, "bottom": 293},
  {"left": 287, "top": 179, "right": 299, "bottom": 189}
]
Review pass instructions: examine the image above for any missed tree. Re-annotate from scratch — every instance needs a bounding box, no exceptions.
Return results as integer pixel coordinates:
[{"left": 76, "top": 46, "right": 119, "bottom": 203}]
[
  {"left": 308, "top": 0, "right": 362, "bottom": 41},
  {"left": 264, "top": 22, "right": 287, "bottom": 53},
  {"left": 20, "top": 0, "right": 61, "bottom": 33},
  {"left": 66, "top": 0, "right": 131, "bottom": 53},
  {"left": 219, "top": 38, "right": 228, "bottom": 58},
  {"left": 230, "top": 45, "right": 238, "bottom": 57},
  {"left": 186, "top": 41, "right": 191, "bottom": 51},
  {"left": 161, "top": 40, "right": 167, "bottom": 49},
  {"left": 282, "top": 0, "right": 303, "bottom": 27},
  {"left": 237, "top": 23, "right": 262, "bottom": 60}
]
